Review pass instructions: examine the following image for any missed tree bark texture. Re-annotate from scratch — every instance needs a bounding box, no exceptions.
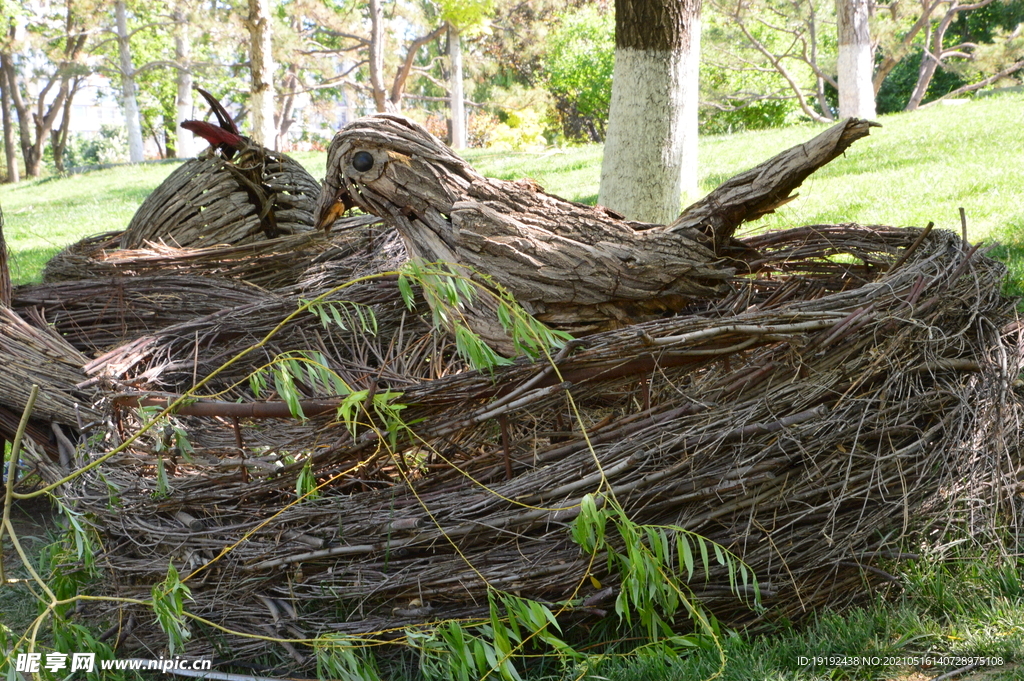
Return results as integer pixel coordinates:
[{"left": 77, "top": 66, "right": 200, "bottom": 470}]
[
  {"left": 115, "top": 1, "right": 145, "bottom": 164},
  {"left": 247, "top": 0, "right": 276, "bottom": 148},
  {"left": 836, "top": 0, "right": 876, "bottom": 119},
  {"left": 0, "top": 204, "right": 10, "bottom": 307},
  {"left": 599, "top": 0, "right": 701, "bottom": 223},
  {"left": 174, "top": 3, "right": 194, "bottom": 158},
  {"left": 0, "top": 62, "right": 19, "bottom": 183},
  {"left": 316, "top": 115, "right": 733, "bottom": 348},
  {"left": 448, "top": 25, "right": 466, "bottom": 149}
]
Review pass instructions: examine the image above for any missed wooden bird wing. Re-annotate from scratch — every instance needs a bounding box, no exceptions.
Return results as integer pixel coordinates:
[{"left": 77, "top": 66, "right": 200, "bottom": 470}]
[{"left": 450, "top": 198, "right": 733, "bottom": 310}]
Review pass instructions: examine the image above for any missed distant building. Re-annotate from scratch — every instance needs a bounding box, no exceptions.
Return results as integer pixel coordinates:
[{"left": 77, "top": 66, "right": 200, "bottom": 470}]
[{"left": 66, "top": 75, "right": 125, "bottom": 135}]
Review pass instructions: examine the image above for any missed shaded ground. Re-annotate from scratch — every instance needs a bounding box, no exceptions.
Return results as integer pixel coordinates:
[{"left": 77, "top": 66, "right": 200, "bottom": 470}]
[{"left": 1, "top": 496, "right": 58, "bottom": 636}]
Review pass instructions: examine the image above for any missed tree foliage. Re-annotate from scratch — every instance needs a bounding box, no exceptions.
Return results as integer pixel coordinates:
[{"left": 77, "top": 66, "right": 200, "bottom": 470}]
[
  {"left": 1, "top": 0, "right": 1022, "bottom": 179},
  {"left": 543, "top": 3, "right": 614, "bottom": 142}
]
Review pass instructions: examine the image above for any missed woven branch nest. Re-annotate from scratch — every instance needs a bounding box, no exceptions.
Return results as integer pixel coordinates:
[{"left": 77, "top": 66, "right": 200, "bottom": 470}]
[
  {"left": 41, "top": 215, "right": 381, "bottom": 290},
  {"left": 0, "top": 306, "right": 100, "bottom": 462},
  {"left": 35, "top": 222, "right": 1021, "bottom": 667},
  {"left": 119, "top": 150, "right": 321, "bottom": 250}
]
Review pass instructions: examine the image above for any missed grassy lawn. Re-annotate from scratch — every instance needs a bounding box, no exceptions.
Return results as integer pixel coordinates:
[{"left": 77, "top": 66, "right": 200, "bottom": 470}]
[
  {"left": 4, "top": 90, "right": 1023, "bottom": 288},
  {"left": 570, "top": 552, "right": 1024, "bottom": 680},
  {"left": 2, "top": 93, "right": 1024, "bottom": 680}
]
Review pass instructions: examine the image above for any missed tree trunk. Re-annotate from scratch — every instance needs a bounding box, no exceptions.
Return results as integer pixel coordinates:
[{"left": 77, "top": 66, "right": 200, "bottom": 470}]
[
  {"left": 173, "top": 3, "right": 194, "bottom": 158},
  {"left": 0, "top": 203, "right": 10, "bottom": 307},
  {"left": 905, "top": 1, "right": 961, "bottom": 111},
  {"left": 3, "top": 53, "right": 79, "bottom": 177},
  {"left": 368, "top": 0, "right": 389, "bottom": 113},
  {"left": 598, "top": 0, "right": 702, "bottom": 224},
  {"left": 115, "top": 1, "right": 145, "bottom": 164},
  {"left": 2, "top": 52, "right": 40, "bottom": 177},
  {"left": 247, "top": 0, "right": 276, "bottom": 148},
  {"left": 809, "top": 2, "right": 835, "bottom": 120},
  {"left": 0, "top": 62, "right": 18, "bottom": 183},
  {"left": 1, "top": 13, "right": 86, "bottom": 178},
  {"left": 389, "top": 23, "right": 447, "bottom": 111},
  {"left": 449, "top": 24, "right": 467, "bottom": 149},
  {"left": 276, "top": 62, "right": 298, "bottom": 150},
  {"left": 49, "top": 77, "right": 80, "bottom": 173},
  {"left": 836, "top": 0, "right": 876, "bottom": 119}
]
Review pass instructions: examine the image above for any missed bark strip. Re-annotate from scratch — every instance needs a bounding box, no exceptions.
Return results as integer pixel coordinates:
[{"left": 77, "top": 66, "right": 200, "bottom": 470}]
[{"left": 668, "top": 117, "right": 878, "bottom": 251}]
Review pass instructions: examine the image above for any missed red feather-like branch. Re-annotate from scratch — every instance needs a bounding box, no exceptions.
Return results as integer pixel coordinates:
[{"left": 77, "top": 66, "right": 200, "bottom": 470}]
[{"left": 181, "top": 120, "right": 246, "bottom": 151}]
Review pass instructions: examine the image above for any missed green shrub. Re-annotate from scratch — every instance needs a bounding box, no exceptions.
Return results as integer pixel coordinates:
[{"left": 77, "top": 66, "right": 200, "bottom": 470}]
[
  {"left": 875, "top": 49, "right": 969, "bottom": 114},
  {"left": 542, "top": 4, "right": 614, "bottom": 143},
  {"left": 699, "top": 98, "right": 798, "bottom": 135},
  {"left": 46, "top": 125, "right": 129, "bottom": 171}
]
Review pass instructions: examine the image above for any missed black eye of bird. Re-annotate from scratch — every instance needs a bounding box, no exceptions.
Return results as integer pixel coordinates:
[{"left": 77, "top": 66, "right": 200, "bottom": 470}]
[{"left": 352, "top": 151, "right": 374, "bottom": 172}]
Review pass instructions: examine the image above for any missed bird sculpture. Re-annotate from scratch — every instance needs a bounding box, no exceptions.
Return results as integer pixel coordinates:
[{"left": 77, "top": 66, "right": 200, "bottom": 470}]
[
  {"left": 181, "top": 88, "right": 283, "bottom": 240},
  {"left": 314, "top": 114, "right": 736, "bottom": 348},
  {"left": 120, "top": 88, "right": 321, "bottom": 249},
  {"left": 314, "top": 114, "right": 876, "bottom": 351}
]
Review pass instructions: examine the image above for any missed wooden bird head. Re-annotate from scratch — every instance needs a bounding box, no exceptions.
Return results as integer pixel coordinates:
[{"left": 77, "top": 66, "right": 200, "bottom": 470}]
[{"left": 315, "top": 114, "right": 483, "bottom": 233}]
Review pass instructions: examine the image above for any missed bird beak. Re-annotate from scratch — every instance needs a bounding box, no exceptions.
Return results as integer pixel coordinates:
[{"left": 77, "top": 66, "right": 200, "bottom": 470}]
[{"left": 315, "top": 189, "right": 355, "bottom": 233}]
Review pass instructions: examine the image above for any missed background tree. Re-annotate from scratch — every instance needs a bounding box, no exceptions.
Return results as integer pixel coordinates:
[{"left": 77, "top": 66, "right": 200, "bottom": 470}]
[
  {"left": 836, "top": 0, "right": 876, "bottom": 117},
  {"left": 706, "top": 0, "right": 835, "bottom": 123},
  {"left": 93, "top": 0, "right": 202, "bottom": 160},
  {"left": 114, "top": 0, "right": 145, "bottom": 162},
  {"left": 0, "top": 0, "right": 91, "bottom": 177},
  {"left": 247, "top": 0, "right": 276, "bottom": 147},
  {"left": 447, "top": 24, "right": 466, "bottom": 147},
  {"left": 544, "top": 4, "right": 614, "bottom": 141},
  {"left": 437, "top": 0, "right": 493, "bottom": 148},
  {"left": 173, "top": 0, "right": 194, "bottom": 157},
  {"left": 1, "top": 64, "right": 18, "bottom": 182},
  {"left": 906, "top": 0, "right": 999, "bottom": 109},
  {"left": 599, "top": 0, "right": 703, "bottom": 223}
]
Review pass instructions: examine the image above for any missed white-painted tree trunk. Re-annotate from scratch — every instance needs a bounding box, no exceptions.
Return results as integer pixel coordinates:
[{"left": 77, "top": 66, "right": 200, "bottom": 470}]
[
  {"left": 173, "top": 4, "right": 194, "bottom": 158},
  {"left": 449, "top": 25, "right": 466, "bottom": 149},
  {"left": 836, "top": 0, "right": 876, "bottom": 119},
  {"left": 598, "top": 18, "right": 701, "bottom": 224},
  {"left": 115, "top": 1, "right": 145, "bottom": 164},
  {"left": 247, "top": 0, "right": 276, "bottom": 148}
]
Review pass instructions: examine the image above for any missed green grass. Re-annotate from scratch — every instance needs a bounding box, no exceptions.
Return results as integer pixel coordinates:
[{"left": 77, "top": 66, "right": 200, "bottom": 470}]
[
  {"left": 1, "top": 163, "right": 179, "bottom": 284},
  {"left": 537, "top": 550, "right": 1024, "bottom": 681},
  {"left": 466, "top": 92, "right": 1024, "bottom": 248},
  {"left": 4, "top": 91, "right": 1023, "bottom": 286}
]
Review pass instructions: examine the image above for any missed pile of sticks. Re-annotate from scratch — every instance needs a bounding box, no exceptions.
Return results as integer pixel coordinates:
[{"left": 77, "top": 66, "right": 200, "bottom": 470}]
[
  {"left": 3, "top": 115, "right": 1020, "bottom": 669},
  {"left": 34, "top": 222, "right": 1021, "bottom": 666},
  {"left": 41, "top": 215, "right": 380, "bottom": 290}
]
